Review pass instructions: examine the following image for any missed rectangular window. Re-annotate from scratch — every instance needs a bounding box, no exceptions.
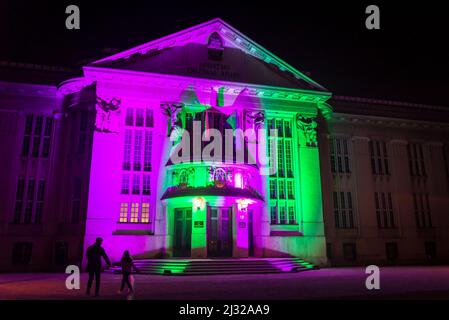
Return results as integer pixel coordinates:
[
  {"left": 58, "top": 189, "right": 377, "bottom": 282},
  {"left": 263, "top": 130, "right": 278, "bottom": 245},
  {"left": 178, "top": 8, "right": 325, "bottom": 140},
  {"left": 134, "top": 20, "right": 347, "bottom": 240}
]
[
  {"left": 269, "top": 179, "right": 277, "bottom": 198},
  {"left": 287, "top": 206, "right": 296, "bottom": 224},
  {"left": 121, "top": 174, "right": 130, "bottom": 194},
  {"left": 266, "top": 117, "right": 296, "bottom": 225},
  {"left": 278, "top": 180, "right": 285, "bottom": 199},
  {"left": 132, "top": 174, "right": 140, "bottom": 195},
  {"left": 287, "top": 180, "right": 294, "bottom": 199},
  {"left": 284, "top": 120, "right": 292, "bottom": 138},
  {"left": 333, "top": 191, "right": 356, "bottom": 229},
  {"left": 42, "top": 117, "right": 53, "bottom": 157},
  {"left": 31, "top": 116, "right": 43, "bottom": 157},
  {"left": 34, "top": 202, "right": 44, "bottom": 224},
  {"left": 133, "top": 131, "right": 142, "bottom": 171},
  {"left": 135, "top": 109, "right": 144, "bottom": 127},
  {"left": 141, "top": 203, "right": 150, "bottom": 223},
  {"left": 21, "top": 115, "right": 33, "bottom": 157},
  {"left": 144, "top": 131, "right": 152, "bottom": 171},
  {"left": 24, "top": 179, "right": 35, "bottom": 224},
  {"left": 413, "top": 193, "right": 432, "bottom": 228},
  {"left": 34, "top": 180, "right": 45, "bottom": 224},
  {"left": 270, "top": 206, "right": 278, "bottom": 224},
  {"left": 142, "top": 175, "right": 151, "bottom": 195},
  {"left": 407, "top": 143, "right": 426, "bottom": 177},
  {"left": 31, "top": 136, "right": 41, "bottom": 158},
  {"left": 330, "top": 137, "right": 351, "bottom": 174},
  {"left": 370, "top": 140, "right": 390, "bottom": 175},
  {"left": 279, "top": 205, "right": 286, "bottom": 224},
  {"left": 130, "top": 203, "right": 139, "bottom": 223},
  {"left": 14, "top": 179, "right": 25, "bottom": 223},
  {"left": 277, "top": 140, "right": 284, "bottom": 177},
  {"left": 119, "top": 203, "right": 128, "bottom": 223},
  {"left": 123, "top": 130, "right": 132, "bottom": 170},
  {"left": 125, "top": 108, "right": 134, "bottom": 126},
  {"left": 145, "top": 108, "right": 154, "bottom": 127},
  {"left": 285, "top": 140, "right": 293, "bottom": 177},
  {"left": 374, "top": 192, "right": 395, "bottom": 228}
]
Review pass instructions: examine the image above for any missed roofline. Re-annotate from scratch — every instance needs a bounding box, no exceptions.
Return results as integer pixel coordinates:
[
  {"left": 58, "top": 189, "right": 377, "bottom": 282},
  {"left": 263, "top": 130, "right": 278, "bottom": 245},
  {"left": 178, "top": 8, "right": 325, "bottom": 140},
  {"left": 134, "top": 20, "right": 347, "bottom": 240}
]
[
  {"left": 90, "top": 18, "right": 328, "bottom": 92},
  {"left": 332, "top": 95, "right": 449, "bottom": 112}
]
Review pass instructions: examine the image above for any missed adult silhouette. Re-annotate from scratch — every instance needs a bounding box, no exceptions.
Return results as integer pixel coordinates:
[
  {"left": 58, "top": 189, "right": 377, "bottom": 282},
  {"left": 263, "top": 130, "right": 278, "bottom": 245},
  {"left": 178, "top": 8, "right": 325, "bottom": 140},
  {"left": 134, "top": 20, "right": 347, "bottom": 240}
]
[{"left": 85, "top": 237, "right": 111, "bottom": 296}]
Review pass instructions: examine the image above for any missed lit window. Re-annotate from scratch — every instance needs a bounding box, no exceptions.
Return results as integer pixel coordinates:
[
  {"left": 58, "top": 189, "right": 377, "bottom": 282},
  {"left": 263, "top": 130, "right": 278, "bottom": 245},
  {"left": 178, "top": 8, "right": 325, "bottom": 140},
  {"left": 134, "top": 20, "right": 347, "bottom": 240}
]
[
  {"left": 141, "top": 203, "right": 150, "bottom": 223},
  {"left": 119, "top": 203, "right": 128, "bottom": 222},
  {"left": 130, "top": 203, "right": 139, "bottom": 223}
]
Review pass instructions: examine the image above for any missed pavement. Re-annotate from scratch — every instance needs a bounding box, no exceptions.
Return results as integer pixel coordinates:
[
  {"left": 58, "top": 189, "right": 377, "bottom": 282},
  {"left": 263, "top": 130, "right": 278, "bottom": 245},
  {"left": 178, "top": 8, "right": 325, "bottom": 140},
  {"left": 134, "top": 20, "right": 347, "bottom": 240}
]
[{"left": 1, "top": 266, "right": 449, "bottom": 300}]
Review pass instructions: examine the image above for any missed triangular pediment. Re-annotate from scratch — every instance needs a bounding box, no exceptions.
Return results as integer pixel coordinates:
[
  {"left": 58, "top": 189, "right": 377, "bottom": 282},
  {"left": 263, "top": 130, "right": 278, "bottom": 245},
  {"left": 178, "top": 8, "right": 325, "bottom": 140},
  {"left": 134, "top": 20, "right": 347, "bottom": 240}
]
[{"left": 89, "top": 18, "right": 328, "bottom": 93}]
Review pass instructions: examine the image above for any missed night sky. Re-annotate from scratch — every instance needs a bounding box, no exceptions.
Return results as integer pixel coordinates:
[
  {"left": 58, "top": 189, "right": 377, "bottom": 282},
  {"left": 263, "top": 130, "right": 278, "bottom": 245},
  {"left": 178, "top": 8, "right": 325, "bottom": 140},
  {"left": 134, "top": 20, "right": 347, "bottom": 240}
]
[{"left": 1, "top": 1, "right": 448, "bottom": 106}]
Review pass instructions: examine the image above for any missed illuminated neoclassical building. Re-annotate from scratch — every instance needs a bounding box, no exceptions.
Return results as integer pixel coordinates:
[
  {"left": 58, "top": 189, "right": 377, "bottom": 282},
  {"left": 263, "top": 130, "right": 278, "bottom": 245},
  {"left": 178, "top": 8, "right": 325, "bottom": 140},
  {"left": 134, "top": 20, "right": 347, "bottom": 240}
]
[
  {"left": 72, "top": 18, "right": 331, "bottom": 264},
  {"left": 1, "top": 18, "right": 448, "bottom": 271}
]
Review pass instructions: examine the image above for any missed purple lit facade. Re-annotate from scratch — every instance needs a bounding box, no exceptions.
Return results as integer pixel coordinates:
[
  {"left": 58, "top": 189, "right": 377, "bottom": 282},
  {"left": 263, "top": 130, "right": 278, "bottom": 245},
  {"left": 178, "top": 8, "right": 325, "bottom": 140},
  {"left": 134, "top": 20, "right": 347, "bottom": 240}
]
[{"left": 1, "top": 19, "right": 449, "bottom": 271}]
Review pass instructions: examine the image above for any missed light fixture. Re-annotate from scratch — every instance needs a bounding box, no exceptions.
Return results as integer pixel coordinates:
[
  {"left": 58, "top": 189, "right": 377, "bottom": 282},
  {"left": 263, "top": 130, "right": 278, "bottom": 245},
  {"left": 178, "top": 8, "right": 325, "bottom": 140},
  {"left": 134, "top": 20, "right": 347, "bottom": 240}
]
[
  {"left": 192, "top": 197, "right": 205, "bottom": 210},
  {"left": 236, "top": 198, "right": 255, "bottom": 212}
]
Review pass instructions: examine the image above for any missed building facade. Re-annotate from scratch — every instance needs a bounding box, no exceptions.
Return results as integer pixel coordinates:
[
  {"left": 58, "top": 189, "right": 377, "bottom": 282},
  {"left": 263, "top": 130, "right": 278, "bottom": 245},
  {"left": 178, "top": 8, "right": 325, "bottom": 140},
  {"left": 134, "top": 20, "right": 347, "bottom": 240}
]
[{"left": 0, "top": 19, "right": 448, "bottom": 271}]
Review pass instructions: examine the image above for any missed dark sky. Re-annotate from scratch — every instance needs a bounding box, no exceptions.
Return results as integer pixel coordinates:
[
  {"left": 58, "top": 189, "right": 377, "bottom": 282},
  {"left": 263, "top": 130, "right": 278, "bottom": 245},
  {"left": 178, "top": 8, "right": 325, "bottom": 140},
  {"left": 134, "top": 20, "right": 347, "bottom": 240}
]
[{"left": 1, "top": 1, "right": 448, "bottom": 106}]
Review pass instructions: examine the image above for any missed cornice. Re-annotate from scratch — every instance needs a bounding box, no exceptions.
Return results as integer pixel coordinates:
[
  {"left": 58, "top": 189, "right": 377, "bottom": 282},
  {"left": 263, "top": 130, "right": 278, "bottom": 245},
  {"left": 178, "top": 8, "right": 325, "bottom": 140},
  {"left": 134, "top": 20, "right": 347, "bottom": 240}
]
[
  {"left": 83, "top": 66, "right": 331, "bottom": 104},
  {"left": 57, "top": 77, "right": 93, "bottom": 96},
  {"left": 329, "top": 112, "right": 449, "bottom": 130},
  {"left": 0, "top": 81, "right": 58, "bottom": 98}
]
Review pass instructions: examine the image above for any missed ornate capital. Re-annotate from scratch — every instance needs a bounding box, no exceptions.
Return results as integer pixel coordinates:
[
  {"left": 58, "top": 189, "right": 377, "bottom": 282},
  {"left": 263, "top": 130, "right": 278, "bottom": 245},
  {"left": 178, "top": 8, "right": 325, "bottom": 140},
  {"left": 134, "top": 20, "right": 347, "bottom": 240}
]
[
  {"left": 296, "top": 114, "right": 318, "bottom": 147},
  {"left": 245, "top": 111, "right": 264, "bottom": 131},
  {"left": 161, "top": 102, "right": 184, "bottom": 137},
  {"left": 95, "top": 96, "right": 121, "bottom": 133}
]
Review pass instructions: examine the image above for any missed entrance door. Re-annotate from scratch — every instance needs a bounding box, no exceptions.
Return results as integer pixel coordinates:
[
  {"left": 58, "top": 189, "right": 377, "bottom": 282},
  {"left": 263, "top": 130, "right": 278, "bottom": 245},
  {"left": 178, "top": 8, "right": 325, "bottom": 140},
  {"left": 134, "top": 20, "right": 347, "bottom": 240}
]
[
  {"left": 207, "top": 207, "right": 233, "bottom": 257},
  {"left": 173, "top": 208, "right": 192, "bottom": 257},
  {"left": 248, "top": 210, "right": 254, "bottom": 257}
]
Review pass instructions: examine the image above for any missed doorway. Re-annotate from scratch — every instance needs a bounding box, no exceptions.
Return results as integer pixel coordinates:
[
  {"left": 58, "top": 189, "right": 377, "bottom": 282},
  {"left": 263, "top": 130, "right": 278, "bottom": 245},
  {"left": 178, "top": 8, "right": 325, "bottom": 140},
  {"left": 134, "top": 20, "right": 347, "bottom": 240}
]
[
  {"left": 248, "top": 209, "right": 254, "bottom": 256},
  {"left": 207, "top": 207, "right": 233, "bottom": 257},
  {"left": 173, "top": 208, "right": 192, "bottom": 257}
]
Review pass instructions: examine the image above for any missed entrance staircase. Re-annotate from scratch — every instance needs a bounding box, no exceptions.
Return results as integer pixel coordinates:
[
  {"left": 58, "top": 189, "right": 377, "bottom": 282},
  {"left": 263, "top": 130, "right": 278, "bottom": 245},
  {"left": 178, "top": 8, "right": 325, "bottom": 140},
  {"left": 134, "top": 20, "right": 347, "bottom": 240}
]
[{"left": 110, "top": 258, "right": 318, "bottom": 275}]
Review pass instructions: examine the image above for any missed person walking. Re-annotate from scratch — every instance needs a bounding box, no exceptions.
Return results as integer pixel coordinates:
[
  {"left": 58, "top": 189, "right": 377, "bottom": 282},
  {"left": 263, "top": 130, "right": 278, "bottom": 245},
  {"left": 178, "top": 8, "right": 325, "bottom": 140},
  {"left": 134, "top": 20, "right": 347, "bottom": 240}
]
[
  {"left": 118, "top": 250, "right": 139, "bottom": 296},
  {"left": 85, "top": 237, "right": 111, "bottom": 296}
]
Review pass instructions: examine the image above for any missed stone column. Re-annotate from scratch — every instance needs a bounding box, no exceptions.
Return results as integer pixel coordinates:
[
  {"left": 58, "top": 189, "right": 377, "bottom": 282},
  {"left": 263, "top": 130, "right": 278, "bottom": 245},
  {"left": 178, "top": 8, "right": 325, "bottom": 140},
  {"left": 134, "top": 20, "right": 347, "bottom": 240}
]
[{"left": 296, "top": 115, "right": 327, "bottom": 264}]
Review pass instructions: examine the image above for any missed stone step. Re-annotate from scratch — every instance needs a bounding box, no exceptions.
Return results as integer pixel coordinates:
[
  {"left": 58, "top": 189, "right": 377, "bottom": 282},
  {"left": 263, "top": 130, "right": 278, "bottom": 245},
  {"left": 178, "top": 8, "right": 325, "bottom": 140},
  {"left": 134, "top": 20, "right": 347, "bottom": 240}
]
[{"left": 109, "top": 257, "right": 317, "bottom": 275}]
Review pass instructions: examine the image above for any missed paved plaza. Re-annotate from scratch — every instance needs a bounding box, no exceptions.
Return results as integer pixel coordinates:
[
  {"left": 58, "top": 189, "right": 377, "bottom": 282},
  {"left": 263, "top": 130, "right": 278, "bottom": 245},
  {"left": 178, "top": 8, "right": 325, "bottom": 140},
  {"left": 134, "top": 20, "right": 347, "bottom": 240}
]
[{"left": 1, "top": 266, "right": 449, "bottom": 300}]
